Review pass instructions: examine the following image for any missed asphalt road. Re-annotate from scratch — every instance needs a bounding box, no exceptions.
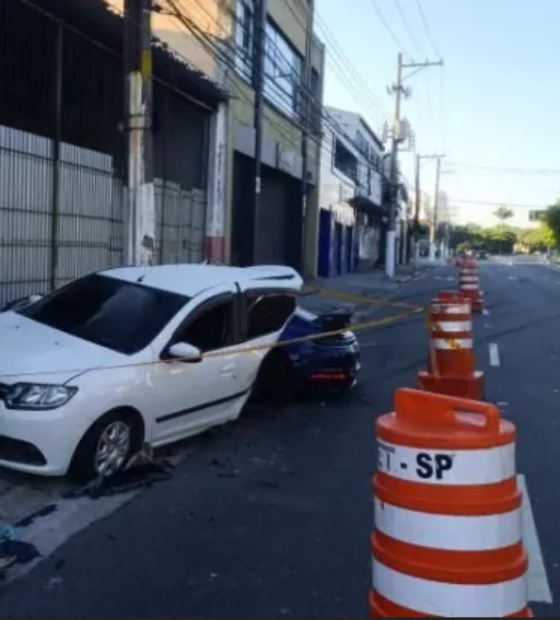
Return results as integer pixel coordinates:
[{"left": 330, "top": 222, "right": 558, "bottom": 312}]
[{"left": 0, "top": 260, "right": 558, "bottom": 617}]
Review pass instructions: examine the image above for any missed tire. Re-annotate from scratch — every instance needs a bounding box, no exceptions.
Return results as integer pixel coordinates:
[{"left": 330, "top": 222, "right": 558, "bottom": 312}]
[
  {"left": 69, "top": 409, "right": 144, "bottom": 483},
  {"left": 253, "top": 350, "right": 295, "bottom": 408}
]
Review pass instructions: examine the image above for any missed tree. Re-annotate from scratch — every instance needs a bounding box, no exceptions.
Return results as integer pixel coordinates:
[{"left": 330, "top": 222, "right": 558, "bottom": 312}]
[
  {"left": 494, "top": 206, "right": 514, "bottom": 226},
  {"left": 544, "top": 203, "right": 560, "bottom": 249},
  {"left": 518, "top": 225, "right": 555, "bottom": 252}
]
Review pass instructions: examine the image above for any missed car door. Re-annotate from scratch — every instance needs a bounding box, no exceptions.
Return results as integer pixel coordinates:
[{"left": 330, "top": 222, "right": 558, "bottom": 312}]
[
  {"left": 148, "top": 286, "right": 247, "bottom": 447},
  {"left": 234, "top": 284, "right": 298, "bottom": 388}
]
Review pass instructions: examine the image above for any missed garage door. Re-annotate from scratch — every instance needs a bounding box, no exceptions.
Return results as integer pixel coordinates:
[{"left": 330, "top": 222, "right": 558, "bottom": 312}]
[{"left": 232, "top": 154, "right": 303, "bottom": 269}]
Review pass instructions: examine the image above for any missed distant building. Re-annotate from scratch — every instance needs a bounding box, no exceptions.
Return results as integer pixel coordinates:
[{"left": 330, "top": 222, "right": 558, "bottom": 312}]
[{"left": 316, "top": 106, "right": 387, "bottom": 276}]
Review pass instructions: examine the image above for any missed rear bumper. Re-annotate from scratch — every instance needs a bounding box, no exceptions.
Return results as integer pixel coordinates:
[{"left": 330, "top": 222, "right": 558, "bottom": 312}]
[{"left": 297, "top": 348, "right": 360, "bottom": 392}]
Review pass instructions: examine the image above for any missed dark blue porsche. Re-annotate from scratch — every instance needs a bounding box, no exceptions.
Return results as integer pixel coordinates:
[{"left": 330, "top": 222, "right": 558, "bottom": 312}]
[{"left": 252, "top": 307, "right": 360, "bottom": 404}]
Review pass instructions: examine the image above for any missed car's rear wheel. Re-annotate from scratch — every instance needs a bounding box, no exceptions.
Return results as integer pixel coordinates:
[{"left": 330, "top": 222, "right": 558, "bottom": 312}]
[
  {"left": 70, "top": 409, "right": 143, "bottom": 483},
  {"left": 252, "top": 350, "right": 295, "bottom": 407}
]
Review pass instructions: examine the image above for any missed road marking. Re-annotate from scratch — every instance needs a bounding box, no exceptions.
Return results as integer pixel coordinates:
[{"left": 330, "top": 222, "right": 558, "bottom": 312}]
[
  {"left": 508, "top": 275, "right": 518, "bottom": 281},
  {"left": 489, "top": 343, "right": 500, "bottom": 367},
  {"left": 482, "top": 308, "right": 490, "bottom": 316},
  {"left": 519, "top": 474, "right": 553, "bottom": 604}
]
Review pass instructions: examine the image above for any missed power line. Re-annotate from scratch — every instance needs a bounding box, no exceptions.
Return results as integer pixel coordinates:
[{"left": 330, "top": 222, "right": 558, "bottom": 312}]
[
  {"left": 448, "top": 162, "right": 560, "bottom": 175},
  {"left": 449, "top": 198, "right": 553, "bottom": 209},
  {"left": 414, "top": 0, "right": 442, "bottom": 59},
  {"left": 167, "top": 0, "right": 393, "bottom": 175},
  {"left": 367, "top": 0, "right": 411, "bottom": 56},
  {"left": 394, "top": 0, "right": 426, "bottom": 58}
]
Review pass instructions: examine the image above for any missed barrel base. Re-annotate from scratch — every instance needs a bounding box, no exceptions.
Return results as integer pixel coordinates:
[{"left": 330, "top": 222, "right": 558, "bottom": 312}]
[
  {"left": 418, "top": 370, "right": 485, "bottom": 400},
  {"left": 369, "top": 590, "right": 532, "bottom": 618}
]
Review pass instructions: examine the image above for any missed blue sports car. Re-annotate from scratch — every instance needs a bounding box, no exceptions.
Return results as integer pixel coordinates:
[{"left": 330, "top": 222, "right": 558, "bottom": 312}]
[{"left": 252, "top": 307, "right": 360, "bottom": 404}]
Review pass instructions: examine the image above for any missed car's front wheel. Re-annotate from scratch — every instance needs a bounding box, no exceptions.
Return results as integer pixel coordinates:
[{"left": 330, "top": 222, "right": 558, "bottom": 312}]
[{"left": 70, "top": 409, "right": 143, "bottom": 483}]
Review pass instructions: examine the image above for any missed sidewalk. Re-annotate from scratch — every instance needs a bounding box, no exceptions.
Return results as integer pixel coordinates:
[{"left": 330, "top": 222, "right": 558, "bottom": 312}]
[{"left": 299, "top": 260, "right": 438, "bottom": 317}]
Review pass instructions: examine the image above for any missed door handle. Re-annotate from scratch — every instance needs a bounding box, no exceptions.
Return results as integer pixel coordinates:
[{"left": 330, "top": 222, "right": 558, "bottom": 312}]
[{"left": 222, "top": 363, "right": 237, "bottom": 375}]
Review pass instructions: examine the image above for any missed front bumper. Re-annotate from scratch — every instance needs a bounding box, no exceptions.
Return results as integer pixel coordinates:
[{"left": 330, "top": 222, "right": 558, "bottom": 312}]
[{"left": 0, "top": 400, "right": 88, "bottom": 476}]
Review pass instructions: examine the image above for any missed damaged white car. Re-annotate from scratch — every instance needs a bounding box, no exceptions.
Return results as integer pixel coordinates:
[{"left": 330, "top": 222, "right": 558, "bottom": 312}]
[{"left": 0, "top": 264, "right": 302, "bottom": 481}]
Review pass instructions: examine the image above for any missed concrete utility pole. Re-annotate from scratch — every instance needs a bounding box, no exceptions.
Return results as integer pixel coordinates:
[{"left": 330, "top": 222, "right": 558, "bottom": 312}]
[
  {"left": 124, "top": 0, "right": 155, "bottom": 266},
  {"left": 385, "top": 54, "right": 443, "bottom": 278},
  {"left": 413, "top": 153, "right": 421, "bottom": 267},
  {"left": 430, "top": 155, "right": 442, "bottom": 261},
  {"left": 300, "top": 0, "right": 314, "bottom": 265},
  {"left": 249, "top": 0, "right": 268, "bottom": 266}
]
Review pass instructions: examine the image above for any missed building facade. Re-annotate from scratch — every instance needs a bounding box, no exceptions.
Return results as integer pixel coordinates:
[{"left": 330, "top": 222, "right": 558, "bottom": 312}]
[
  {"left": 317, "top": 106, "right": 386, "bottom": 276},
  {"left": 0, "top": 0, "right": 228, "bottom": 306},
  {"left": 133, "top": 0, "right": 325, "bottom": 274},
  {"left": 228, "top": 0, "right": 324, "bottom": 274}
]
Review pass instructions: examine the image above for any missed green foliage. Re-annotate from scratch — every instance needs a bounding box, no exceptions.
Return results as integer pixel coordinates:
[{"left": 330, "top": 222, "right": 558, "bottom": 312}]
[
  {"left": 543, "top": 203, "right": 560, "bottom": 248},
  {"left": 518, "top": 225, "right": 555, "bottom": 251},
  {"left": 494, "top": 207, "right": 514, "bottom": 223},
  {"left": 450, "top": 224, "right": 516, "bottom": 254}
]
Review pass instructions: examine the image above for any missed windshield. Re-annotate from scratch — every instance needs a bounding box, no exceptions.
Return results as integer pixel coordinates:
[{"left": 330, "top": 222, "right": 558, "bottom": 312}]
[{"left": 18, "top": 274, "right": 189, "bottom": 355}]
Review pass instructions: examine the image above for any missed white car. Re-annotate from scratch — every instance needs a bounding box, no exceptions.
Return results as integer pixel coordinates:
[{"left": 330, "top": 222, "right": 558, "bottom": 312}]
[{"left": 0, "top": 264, "right": 302, "bottom": 480}]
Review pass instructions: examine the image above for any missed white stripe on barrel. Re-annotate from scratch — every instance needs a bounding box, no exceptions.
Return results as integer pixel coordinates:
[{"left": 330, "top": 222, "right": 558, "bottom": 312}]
[
  {"left": 460, "top": 275, "right": 479, "bottom": 283},
  {"left": 372, "top": 561, "right": 527, "bottom": 618},
  {"left": 433, "top": 304, "right": 471, "bottom": 315},
  {"left": 461, "top": 284, "right": 480, "bottom": 291},
  {"left": 374, "top": 498, "right": 522, "bottom": 551},
  {"left": 377, "top": 440, "right": 516, "bottom": 485},
  {"left": 432, "top": 337, "right": 473, "bottom": 349},
  {"left": 432, "top": 321, "right": 472, "bottom": 333}
]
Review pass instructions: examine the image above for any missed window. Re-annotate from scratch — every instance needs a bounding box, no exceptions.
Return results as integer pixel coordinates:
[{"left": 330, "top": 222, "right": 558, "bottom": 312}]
[
  {"left": 235, "top": 0, "right": 254, "bottom": 81},
  {"left": 334, "top": 138, "right": 358, "bottom": 184},
  {"left": 19, "top": 274, "right": 188, "bottom": 355},
  {"left": 264, "top": 21, "right": 302, "bottom": 118},
  {"left": 245, "top": 294, "right": 296, "bottom": 339},
  {"left": 176, "top": 300, "right": 234, "bottom": 353}
]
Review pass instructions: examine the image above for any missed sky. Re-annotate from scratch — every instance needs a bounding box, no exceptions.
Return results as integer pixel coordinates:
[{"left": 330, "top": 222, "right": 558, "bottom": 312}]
[{"left": 314, "top": 0, "right": 560, "bottom": 228}]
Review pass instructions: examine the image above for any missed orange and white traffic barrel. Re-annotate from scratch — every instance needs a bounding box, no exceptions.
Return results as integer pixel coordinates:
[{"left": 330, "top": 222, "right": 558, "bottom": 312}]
[
  {"left": 370, "top": 388, "right": 530, "bottom": 618},
  {"left": 459, "top": 264, "right": 483, "bottom": 312},
  {"left": 435, "top": 290, "right": 467, "bottom": 305},
  {"left": 420, "top": 300, "right": 484, "bottom": 400}
]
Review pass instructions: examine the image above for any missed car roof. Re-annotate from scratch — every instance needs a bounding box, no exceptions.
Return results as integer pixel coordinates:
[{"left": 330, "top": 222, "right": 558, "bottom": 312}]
[{"left": 98, "top": 264, "right": 303, "bottom": 298}]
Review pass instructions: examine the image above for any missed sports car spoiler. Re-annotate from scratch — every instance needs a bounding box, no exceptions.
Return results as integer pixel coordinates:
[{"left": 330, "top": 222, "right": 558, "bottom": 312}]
[{"left": 314, "top": 310, "right": 354, "bottom": 332}]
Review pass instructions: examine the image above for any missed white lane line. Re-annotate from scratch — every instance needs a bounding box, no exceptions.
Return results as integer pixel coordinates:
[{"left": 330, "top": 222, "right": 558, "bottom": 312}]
[
  {"left": 519, "top": 474, "right": 553, "bottom": 604},
  {"left": 482, "top": 308, "right": 490, "bottom": 316},
  {"left": 489, "top": 343, "right": 500, "bottom": 367}
]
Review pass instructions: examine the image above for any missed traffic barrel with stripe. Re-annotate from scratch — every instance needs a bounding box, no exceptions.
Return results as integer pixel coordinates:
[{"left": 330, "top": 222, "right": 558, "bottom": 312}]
[
  {"left": 459, "top": 261, "right": 483, "bottom": 312},
  {"left": 370, "top": 388, "right": 530, "bottom": 618},
  {"left": 419, "top": 299, "right": 484, "bottom": 400},
  {"left": 435, "top": 290, "right": 467, "bottom": 305}
]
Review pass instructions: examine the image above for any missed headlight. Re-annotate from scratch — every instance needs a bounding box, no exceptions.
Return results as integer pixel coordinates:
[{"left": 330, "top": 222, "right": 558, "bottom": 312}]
[{"left": 4, "top": 383, "right": 78, "bottom": 410}]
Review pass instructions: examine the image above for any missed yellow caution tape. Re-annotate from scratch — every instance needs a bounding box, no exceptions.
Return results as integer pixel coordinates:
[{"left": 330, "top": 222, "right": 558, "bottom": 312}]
[
  {"left": 302, "top": 285, "right": 419, "bottom": 310},
  {"left": 0, "top": 306, "right": 424, "bottom": 379}
]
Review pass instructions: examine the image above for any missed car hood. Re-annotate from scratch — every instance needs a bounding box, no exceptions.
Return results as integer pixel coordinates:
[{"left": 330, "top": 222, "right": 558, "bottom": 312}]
[{"left": 0, "top": 312, "right": 123, "bottom": 384}]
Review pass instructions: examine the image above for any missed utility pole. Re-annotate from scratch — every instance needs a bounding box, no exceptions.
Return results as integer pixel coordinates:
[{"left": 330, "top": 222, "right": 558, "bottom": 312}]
[
  {"left": 385, "top": 53, "right": 403, "bottom": 279},
  {"left": 385, "top": 54, "right": 443, "bottom": 278},
  {"left": 249, "top": 0, "right": 267, "bottom": 266},
  {"left": 430, "top": 155, "right": 442, "bottom": 262},
  {"left": 413, "top": 153, "right": 421, "bottom": 267},
  {"left": 124, "top": 0, "right": 155, "bottom": 266},
  {"left": 301, "top": 0, "right": 314, "bottom": 256}
]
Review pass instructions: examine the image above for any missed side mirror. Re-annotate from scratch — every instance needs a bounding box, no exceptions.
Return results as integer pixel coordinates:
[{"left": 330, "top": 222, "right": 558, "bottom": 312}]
[{"left": 167, "top": 342, "right": 203, "bottom": 363}]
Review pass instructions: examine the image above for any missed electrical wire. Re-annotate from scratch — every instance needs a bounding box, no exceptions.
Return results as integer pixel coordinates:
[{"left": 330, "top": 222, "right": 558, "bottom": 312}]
[
  {"left": 394, "top": 0, "right": 427, "bottom": 59},
  {"left": 414, "top": 0, "right": 442, "bottom": 59},
  {"left": 367, "top": 0, "right": 411, "bottom": 56},
  {"left": 162, "top": 0, "right": 388, "bottom": 174},
  {"left": 447, "top": 162, "right": 560, "bottom": 175},
  {"left": 449, "top": 198, "right": 553, "bottom": 209}
]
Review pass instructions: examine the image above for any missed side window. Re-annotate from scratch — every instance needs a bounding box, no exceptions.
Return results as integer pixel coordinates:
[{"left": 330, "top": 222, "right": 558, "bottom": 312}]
[
  {"left": 245, "top": 294, "right": 296, "bottom": 340},
  {"left": 175, "top": 299, "right": 233, "bottom": 352}
]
